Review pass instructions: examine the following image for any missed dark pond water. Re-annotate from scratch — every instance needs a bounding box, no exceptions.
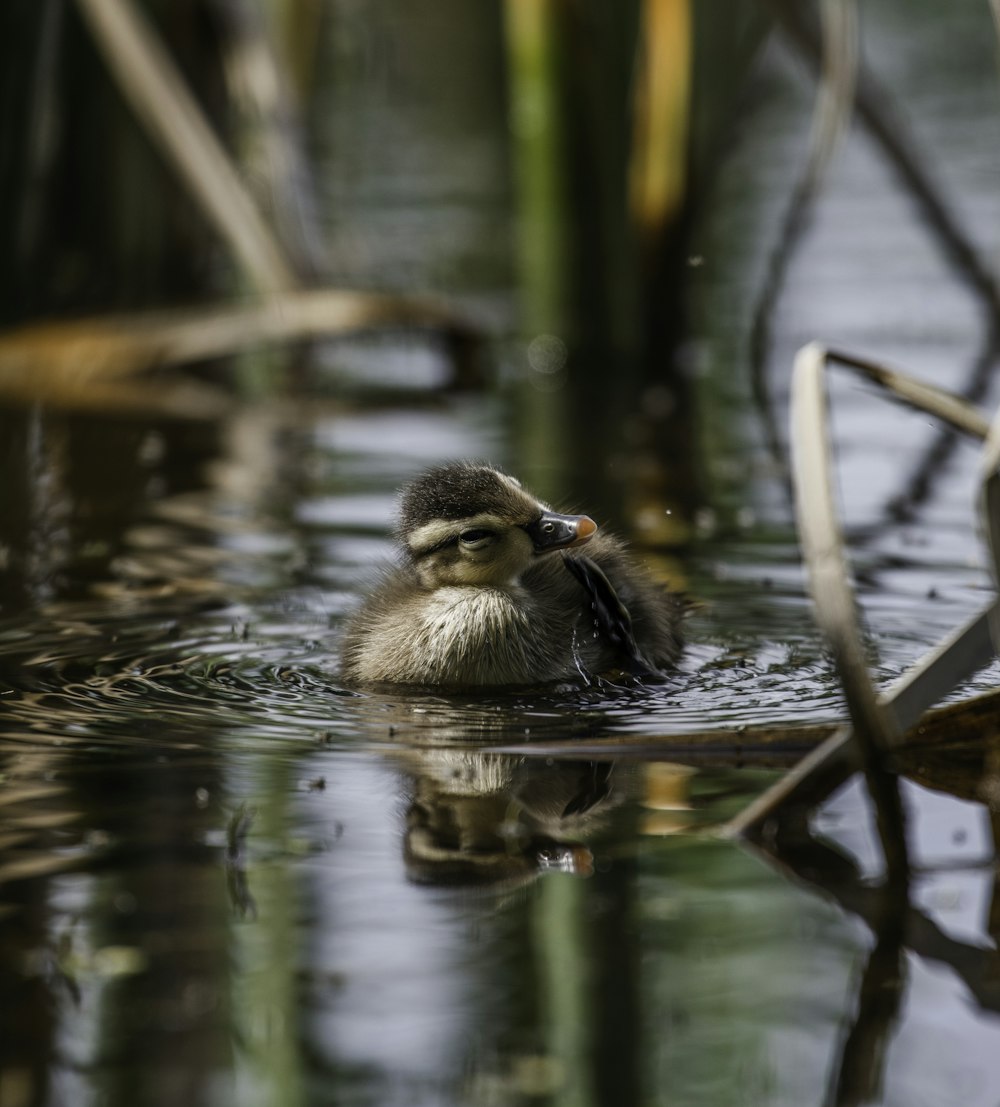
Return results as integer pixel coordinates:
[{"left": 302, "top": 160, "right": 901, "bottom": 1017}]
[{"left": 5, "top": 3, "right": 1000, "bottom": 1106}]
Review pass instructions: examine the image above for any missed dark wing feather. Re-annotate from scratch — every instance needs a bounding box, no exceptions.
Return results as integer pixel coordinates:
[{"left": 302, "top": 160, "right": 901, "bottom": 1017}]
[{"left": 562, "top": 553, "right": 664, "bottom": 680}]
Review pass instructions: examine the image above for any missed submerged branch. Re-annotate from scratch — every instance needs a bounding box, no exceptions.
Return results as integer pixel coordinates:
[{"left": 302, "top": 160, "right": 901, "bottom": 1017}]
[{"left": 494, "top": 674, "right": 1000, "bottom": 767}]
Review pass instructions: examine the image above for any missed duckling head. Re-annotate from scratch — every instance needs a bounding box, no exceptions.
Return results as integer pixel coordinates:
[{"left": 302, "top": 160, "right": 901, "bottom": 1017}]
[{"left": 398, "top": 461, "right": 597, "bottom": 589}]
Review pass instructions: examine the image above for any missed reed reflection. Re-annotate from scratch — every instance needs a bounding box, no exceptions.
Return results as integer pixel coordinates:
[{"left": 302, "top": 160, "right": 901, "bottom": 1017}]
[
  {"left": 0, "top": 739, "right": 234, "bottom": 1107},
  {"left": 749, "top": 734, "right": 1000, "bottom": 1107}
]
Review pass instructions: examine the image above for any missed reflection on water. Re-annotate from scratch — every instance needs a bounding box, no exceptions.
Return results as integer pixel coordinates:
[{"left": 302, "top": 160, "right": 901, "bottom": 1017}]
[
  {"left": 8, "top": 695, "right": 1000, "bottom": 1106},
  {"left": 3, "top": 388, "right": 1000, "bottom": 1106},
  {"left": 1, "top": 304, "right": 999, "bottom": 1103}
]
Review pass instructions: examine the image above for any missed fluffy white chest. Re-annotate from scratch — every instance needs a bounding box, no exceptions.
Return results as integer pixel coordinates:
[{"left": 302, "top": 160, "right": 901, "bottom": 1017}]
[
  {"left": 419, "top": 586, "right": 527, "bottom": 643},
  {"left": 345, "top": 582, "right": 578, "bottom": 686},
  {"left": 403, "top": 586, "right": 544, "bottom": 684}
]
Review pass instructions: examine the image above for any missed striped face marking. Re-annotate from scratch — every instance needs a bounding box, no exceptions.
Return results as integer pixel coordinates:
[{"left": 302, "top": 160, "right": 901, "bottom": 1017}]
[
  {"left": 398, "top": 463, "right": 582, "bottom": 588},
  {"left": 406, "top": 513, "right": 509, "bottom": 559}
]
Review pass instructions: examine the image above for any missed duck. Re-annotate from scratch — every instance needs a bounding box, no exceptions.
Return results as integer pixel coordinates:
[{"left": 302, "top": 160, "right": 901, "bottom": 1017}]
[{"left": 339, "top": 461, "right": 684, "bottom": 687}]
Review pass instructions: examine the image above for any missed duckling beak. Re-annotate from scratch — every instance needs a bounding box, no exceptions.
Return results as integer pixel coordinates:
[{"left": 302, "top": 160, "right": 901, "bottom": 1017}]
[{"left": 524, "top": 511, "right": 598, "bottom": 553}]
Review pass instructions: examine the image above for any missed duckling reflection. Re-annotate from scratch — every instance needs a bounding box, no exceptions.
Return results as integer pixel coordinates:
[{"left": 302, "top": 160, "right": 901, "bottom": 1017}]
[
  {"left": 399, "top": 749, "right": 634, "bottom": 888},
  {"left": 340, "top": 461, "right": 683, "bottom": 687}
]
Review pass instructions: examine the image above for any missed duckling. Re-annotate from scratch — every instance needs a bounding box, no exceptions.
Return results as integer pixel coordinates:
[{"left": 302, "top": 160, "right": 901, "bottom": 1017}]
[{"left": 339, "top": 461, "right": 683, "bottom": 687}]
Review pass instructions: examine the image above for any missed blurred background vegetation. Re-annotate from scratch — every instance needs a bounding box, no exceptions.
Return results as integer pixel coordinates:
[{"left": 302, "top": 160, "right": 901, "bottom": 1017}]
[
  {"left": 2, "top": 0, "right": 999, "bottom": 615},
  {"left": 0, "top": 0, "right": 769, "bottom": 612}
]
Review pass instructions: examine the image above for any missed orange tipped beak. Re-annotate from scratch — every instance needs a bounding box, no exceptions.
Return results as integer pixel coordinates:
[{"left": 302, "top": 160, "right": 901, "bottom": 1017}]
[
  {"left": 570, "top": 515, "right": 597, "bottom": 546},
  {"left": 524, "top": 511, "right": 599, "bottom": 553}
]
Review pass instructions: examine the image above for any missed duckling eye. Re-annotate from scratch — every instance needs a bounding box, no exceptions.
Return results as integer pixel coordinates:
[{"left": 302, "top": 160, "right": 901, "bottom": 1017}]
[{"left": 459, "top": 528, "right": 495, "bottom": 546}]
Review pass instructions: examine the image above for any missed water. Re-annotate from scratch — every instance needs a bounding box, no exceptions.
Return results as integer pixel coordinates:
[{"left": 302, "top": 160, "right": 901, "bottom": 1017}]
[
  {"left": 2, "top": 389, "right": 999, "bottom": 1107},
  {"left": 6, "top": 2, "right": 1000, "bottom": 1105}
]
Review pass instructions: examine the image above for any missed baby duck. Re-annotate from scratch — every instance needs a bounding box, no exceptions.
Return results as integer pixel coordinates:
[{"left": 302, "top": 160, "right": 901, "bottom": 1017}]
[{"left": 339, "top": 461, "right": 683, "bottom": 687}]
